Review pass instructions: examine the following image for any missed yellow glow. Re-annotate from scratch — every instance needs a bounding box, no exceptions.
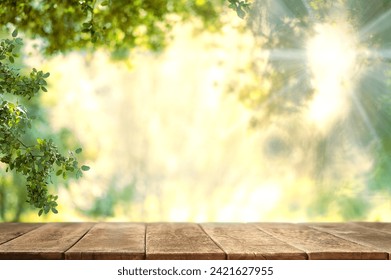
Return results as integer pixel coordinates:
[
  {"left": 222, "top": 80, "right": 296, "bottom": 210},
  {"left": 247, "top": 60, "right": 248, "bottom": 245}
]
[
  {"left": 19, "top": 15, "right": 388, "bottom": 223},
  {"left": 306, "top": 22, "right": 359, "bottom": 132}
]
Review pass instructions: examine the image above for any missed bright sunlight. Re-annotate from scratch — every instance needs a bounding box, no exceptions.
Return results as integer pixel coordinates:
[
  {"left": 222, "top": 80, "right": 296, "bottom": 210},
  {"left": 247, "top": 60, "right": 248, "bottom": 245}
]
[
  {"left": 306, "top": 22, "right": 360, "bottom": 132},
  {"left": 2, "top": 0, "right": 391, "bottom": 223}
]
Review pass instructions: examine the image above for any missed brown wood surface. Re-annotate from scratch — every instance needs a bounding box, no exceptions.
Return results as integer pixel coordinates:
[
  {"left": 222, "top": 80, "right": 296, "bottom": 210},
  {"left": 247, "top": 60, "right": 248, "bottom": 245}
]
[
  {"left": 0, "top": 222, "right": 390, "bottom": 260},
  {"left": 146, "top": 223, "right": 225, "bottom": 260},
  {"left": 0, "top": 223, "right": 93, "bottom": 259},
  {"left": 65, "top": 223, "right": 145, "bottom": 260},
  {"left": 307, "top": 223, "right": 391, "bottom": 259},
  {"left": 354, "top": 222, "right": 391, "bottom": 234},
  {"left": 255, "top": 223, "right": 387, "bottom": 260},
  {"left": 0, "top": 223, "right": 42, "bottom": 245},
  {"left": 202, "top": 223, "right": 307, "bottom": 260}
]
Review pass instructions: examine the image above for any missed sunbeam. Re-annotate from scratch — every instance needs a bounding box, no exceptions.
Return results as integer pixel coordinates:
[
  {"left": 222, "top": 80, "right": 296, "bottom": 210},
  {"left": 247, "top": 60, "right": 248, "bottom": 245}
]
[
  {"left": 351, "top": 93, "right": 381, "bottom": 144},
  {"left": 301, "top": 0, "right": 314, "bottom": 19},
  {"left": 364, "top": 49, "right": 391, "bottom": 60},
  {"left": 358, "top": 8, "right": 391, "bottom": 42},
  {"left": 267, "top": 49, "right": 306, "bottom": 61}
]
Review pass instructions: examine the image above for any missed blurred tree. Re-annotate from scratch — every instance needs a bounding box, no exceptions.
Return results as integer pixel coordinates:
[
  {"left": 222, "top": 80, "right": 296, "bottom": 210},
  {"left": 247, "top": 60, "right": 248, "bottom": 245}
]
[
  {"left": 0, "top": 0, "right": 232, "bottom": 57},
  {"left": 0, "top": 0, "right": 250, "bottom": 220},
  {"left": 83, "top": 178, "right": 135, "bottom": 219}
]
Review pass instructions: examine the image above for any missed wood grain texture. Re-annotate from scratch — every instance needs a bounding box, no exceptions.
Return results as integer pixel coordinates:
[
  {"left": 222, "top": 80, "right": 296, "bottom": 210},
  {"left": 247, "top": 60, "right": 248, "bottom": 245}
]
[
  {"left": 146, "top": 223, "right": 225, "bottom": 260},
  {"left": 354, "top": 222, "right": 391, "bottom": 234},
  {"left": 255, "top": 223, "right": 387, "bottom": 260},
  {"left": 201, "top": 223, "right": 307, "bottom": 260},
  {"left": 65, "top": 223, "right": 145, "bottom": 260},
  {"left": 307, "top": 223, "right": 391, "bottom": 259},
  {"left": 1, "top": 223, "right": 390, "bottom": 260},
  {"left": 0, "top": 223, "right": 42, "bottom": 245},
  {"left": 0, "top": 223, "right": 93, "bottom": 259}
]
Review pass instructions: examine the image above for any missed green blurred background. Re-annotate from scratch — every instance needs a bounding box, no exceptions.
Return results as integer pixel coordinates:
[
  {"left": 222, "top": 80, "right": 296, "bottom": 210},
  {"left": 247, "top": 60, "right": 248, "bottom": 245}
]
[{"left": 1, "top": 0, "right": 391, "bottom": 222}]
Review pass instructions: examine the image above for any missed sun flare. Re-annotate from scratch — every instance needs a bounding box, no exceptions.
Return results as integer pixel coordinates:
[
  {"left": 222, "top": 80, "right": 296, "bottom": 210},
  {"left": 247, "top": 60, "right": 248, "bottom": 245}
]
[{"left": 306, "top": 22, "right": 360, "bottom": 131}]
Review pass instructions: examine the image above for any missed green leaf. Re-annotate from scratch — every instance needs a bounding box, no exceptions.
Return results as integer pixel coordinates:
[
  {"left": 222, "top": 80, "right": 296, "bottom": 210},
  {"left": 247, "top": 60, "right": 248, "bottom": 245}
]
[
  {"left": 81, "top": 165, "right": 90, "bottom": 171},
  {"left": 52, "top": 208, "right": 58, "bottom": 214},
  {"left": 42, "top": 72, "right": 50, "bottom": 78},
  {"left": 9, "top": 56, "right": 14, "bottom": 63},
  {"left": 41, "top": 86, "right": 48, "bottom": 92},
  {"left": 38, "top": 209, "right": 43, "bottom": 216},
  {"left": 75, "top": 147, "right": 82, "bottom": 154},
  {"left": 236, "top": 7, "right": 245, "bottom": 19},
  {"left": 56, "top": 169, "right": 62, "bottom": 176},
  {"left": 12, "top": 29, "right": 18, "bottom": 37},
  {"left": 66, "top": 166, "right": 75, "bottom": 172},
  {"left": 76, "top": 170, "right": 83, "bottom": 179},
  {"left": 101, "top": 1, "right": 109, "bottom": 6}
]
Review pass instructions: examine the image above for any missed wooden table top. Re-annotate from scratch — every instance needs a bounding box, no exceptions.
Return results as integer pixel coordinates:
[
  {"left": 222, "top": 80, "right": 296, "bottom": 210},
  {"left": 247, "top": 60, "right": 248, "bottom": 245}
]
[{"left": 0, "top": 222, "right": 390, "bottom": 260}]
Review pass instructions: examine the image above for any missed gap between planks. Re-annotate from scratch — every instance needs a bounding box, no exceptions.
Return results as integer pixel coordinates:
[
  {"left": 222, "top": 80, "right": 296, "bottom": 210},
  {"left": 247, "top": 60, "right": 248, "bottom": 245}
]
[
  {"left": 0, "top": 223, "right": 390, "bottom": 260},
  {"left": 255, "top": 223, "right": 388, "bottom": 260}
]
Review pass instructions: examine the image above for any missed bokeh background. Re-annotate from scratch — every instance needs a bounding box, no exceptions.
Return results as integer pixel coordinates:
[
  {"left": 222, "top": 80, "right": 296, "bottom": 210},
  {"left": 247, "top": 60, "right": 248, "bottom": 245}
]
[{"left": 1, "top": 0, "right": 391, "bottom": 222}]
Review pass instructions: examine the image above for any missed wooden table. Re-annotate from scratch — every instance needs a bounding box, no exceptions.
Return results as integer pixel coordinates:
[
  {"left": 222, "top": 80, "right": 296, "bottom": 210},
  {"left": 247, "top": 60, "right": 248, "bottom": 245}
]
[{"left": 0, "top": 222, "right": 390, "bottom": 260}]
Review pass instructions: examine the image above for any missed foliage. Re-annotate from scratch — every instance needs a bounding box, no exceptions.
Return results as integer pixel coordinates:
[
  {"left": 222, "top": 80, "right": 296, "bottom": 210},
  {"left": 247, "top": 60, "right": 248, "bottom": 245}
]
[
  {"left": 0, "top": 0, "right": 229, "bottom": 57},
  {"left": 0, "top": 33, "right": 87, "bottom": 216},
  {"left": 0, "top": 0, "right": 247, "bottom": 219}
]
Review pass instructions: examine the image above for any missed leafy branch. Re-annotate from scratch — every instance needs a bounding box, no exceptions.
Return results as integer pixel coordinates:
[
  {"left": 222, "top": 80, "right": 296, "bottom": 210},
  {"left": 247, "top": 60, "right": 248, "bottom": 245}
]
[{"left": 0, "top": 31, "right": 88, "bottom": 216}]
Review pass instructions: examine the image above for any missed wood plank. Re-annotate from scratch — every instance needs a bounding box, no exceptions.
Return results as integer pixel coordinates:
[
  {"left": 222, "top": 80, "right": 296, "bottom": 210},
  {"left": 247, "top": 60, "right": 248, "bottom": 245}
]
[
  {"left": 0, "top": 223, "right": 93, "bottom": 259},
  {"left": 65, "top": 223, "right": 145, "bottom": 260},
  {"left": 146, "top": 223, "right": 225, "bottom": 260},
  {"left": 255, "top": 223, "right": 387, "bottom": 260},
  {"left": 201, "top": 223, "right": 307, "bottom": 260},
  {"left": 354, "top": 222, "right": 391, "bottom": 234},
  {"left": 307, "top": 223, "right": 391, "bottom": 259},
  {"left": 0, "top": 223, "right": 42, "bottom": 245}
]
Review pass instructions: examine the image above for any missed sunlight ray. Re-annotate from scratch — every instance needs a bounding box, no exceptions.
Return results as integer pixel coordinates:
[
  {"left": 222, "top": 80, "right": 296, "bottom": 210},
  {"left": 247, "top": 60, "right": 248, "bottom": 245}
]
[
  {"left": 265, "top": 0, "right": 311, "bottom": 25},
  {"left": 351, "top": 94, "right": 380, "bottom": 143},
  {"left": 358, "top": 8, "right": 391, "bottom": 42},
  {"left": 301, "top": 0, "right": 314, "bottom": 20},
  {"left": 367, "top": 49, "right": 391, "bottom": 60},
  {"left": 267, "top": 49, "right": 306, "bottom": 61},
  {"left": 363, "top": 63, "right": 390, "bottom": 84},
  {"left": 270, "top": 0, "right": 295, "bottom": 19}
]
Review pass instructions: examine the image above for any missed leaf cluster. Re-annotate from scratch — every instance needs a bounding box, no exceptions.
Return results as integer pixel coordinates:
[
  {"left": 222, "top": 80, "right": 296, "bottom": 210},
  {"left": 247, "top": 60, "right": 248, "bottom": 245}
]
[
  {"left": 0, "top": 34, "right": 88, "bottom": 215},
  {"left": 0, "top": 0, "right": 227, "bottom": 56}
]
